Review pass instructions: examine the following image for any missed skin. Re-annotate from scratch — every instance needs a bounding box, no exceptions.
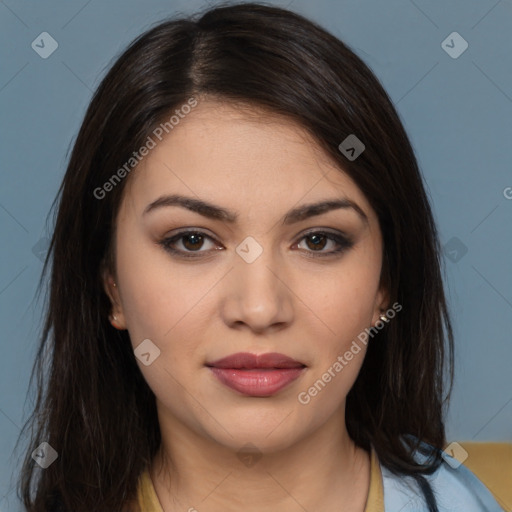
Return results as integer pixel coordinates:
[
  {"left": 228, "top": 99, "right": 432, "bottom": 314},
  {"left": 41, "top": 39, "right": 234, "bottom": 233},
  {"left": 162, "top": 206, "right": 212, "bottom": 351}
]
[{"left": 104, "top": 99, "right": 388, "bottom": 512}]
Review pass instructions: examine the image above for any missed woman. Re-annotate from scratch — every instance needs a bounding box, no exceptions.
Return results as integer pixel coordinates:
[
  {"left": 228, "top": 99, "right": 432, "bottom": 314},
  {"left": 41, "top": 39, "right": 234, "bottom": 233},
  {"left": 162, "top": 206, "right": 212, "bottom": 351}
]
[{"left": 16, "top": 3, "right": 510, "bottom": 511}]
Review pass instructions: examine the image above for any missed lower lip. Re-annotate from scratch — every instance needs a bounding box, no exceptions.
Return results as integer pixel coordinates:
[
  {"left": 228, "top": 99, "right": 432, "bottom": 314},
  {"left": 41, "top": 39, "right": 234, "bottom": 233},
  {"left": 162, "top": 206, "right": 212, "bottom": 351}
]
[{"left": 208, "top": 367, "right": 306, "bottom": 397}]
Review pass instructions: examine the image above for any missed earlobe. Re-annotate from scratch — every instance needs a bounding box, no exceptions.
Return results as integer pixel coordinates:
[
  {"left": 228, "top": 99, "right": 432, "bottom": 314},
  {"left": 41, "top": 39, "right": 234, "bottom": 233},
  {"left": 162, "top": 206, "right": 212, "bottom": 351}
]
[
  {"left": 372, "top": 287, "right": 390, "bottom": 327},
  {"left": 109, "top": 312, "right": 125, "bottom": 330}
]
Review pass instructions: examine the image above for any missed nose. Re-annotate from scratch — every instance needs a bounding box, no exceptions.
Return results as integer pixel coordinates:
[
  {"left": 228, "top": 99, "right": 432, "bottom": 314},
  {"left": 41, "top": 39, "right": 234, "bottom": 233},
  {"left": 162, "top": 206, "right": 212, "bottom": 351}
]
[{"left": 219, "top": 247, "right": 294, "bottom": 334}]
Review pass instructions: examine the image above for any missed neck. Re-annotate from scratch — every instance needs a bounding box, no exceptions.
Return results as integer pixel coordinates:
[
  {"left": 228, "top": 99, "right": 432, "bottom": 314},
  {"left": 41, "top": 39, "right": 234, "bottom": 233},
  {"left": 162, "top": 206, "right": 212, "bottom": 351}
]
[{"left": 150, "top": 407, "right": 371, "bottom": 512}]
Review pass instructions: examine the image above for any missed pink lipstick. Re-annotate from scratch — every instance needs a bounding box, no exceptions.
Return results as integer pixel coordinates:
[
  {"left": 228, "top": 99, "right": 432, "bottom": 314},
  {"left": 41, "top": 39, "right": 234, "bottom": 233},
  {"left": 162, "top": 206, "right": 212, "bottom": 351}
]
[{"left": 206, "top": 352, "right": 306, "bottom": 397}]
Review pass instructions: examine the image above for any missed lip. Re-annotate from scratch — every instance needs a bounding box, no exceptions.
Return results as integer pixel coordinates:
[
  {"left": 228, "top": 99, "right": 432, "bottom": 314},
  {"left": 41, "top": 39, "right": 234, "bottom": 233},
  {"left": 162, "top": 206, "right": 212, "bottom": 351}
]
[
  {"left": 206, "top": 352, "right": 307, "bottom": 397},
  {"left": 207, "top": 352, "right": 305, "bottom": 369}
]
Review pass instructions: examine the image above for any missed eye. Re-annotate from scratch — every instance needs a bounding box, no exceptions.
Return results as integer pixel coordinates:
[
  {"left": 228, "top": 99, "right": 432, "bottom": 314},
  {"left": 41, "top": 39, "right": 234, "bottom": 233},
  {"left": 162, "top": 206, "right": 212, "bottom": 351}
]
[
  {"left": 159, "top": 229, "right": 354, "bottom": 259},
  {"left": 160, "top": 230, "right": 220, "bottom": 258},
  {"left": 294, "top": 230, "right": 354, "bottom": 257}
]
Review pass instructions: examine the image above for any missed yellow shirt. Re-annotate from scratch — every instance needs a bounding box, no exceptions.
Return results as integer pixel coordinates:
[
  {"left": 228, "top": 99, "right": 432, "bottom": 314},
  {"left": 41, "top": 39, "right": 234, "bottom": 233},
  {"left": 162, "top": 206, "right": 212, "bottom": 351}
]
[{"left": 135, "top": 442, "right": 512, "bottom": 511}]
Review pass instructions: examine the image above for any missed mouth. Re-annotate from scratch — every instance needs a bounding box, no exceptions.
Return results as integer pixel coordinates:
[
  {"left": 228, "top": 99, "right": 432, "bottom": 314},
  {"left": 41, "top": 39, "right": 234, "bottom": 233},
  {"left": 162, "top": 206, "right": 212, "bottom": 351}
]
[{"left": 205, "top": 352, "right": 307, "bottom": 397}]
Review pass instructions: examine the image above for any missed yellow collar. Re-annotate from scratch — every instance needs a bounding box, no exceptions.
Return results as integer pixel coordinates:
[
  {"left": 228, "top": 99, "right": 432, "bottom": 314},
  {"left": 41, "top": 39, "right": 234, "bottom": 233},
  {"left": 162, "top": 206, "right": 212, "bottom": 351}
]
[{"left": 365, "top": 445, "right": 385, "bottom": 511}]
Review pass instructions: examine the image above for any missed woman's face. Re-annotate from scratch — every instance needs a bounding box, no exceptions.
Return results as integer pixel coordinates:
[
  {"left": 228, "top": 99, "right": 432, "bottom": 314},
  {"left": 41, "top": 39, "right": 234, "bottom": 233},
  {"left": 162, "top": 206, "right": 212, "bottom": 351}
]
[{"left": 106, "top": 99, "right": 387, "bottom": 453}]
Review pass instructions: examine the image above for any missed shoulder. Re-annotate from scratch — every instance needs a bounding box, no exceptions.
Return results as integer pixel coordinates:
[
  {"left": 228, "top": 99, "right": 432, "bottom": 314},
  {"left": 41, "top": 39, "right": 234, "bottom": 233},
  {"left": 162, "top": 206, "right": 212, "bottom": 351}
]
[{"left": 380, "top": 440, "right": 512, "bottom": 512}]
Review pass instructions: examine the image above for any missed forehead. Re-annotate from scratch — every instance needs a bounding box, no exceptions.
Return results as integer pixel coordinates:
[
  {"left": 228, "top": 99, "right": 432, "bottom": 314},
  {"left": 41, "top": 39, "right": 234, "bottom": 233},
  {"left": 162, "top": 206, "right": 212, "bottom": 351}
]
[{"left": 122, "top": 99, "right": 377, "bottom": 226}]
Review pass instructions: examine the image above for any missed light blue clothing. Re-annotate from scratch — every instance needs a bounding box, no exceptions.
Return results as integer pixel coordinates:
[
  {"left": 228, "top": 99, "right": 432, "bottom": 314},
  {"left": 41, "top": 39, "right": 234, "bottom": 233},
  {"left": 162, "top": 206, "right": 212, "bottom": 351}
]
[{"left": 381, "top": 439, "right": 506, "bottom": 511}]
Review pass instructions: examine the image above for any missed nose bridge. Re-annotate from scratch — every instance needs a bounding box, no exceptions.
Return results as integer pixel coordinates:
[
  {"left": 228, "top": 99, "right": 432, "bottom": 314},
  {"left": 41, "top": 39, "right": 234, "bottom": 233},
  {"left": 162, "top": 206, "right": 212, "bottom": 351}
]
[
  {"left": 235, "top": 239, "right": 281, "bottom": 307},
  {"left": 221, "top": 236, "right": 293, "bottom": 330}
]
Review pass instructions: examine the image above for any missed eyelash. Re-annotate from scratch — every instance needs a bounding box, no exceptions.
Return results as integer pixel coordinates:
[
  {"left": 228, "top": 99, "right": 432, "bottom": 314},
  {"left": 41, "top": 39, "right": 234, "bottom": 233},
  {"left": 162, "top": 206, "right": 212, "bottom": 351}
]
[{"left": 159, "top": 229, "right": 354, "bottom": 259}]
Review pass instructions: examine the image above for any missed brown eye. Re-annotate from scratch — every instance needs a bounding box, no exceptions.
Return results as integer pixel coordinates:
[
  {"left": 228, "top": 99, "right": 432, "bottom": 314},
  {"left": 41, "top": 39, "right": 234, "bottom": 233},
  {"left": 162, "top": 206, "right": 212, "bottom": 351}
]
[
  {"left": 160, "top": 230, "right": 220, "bottom": 258},
  {"left": 303, "top": 233, "right": 328, "bottom": 251},
  {"left": 160, "top": 229, "right": 353, "bottom": 259},
  {"left": 296, "top": 231, "right": 354, "bottom": 257},
  {"left": 181, "top": 233, "right": 205, "bottom": 251}
]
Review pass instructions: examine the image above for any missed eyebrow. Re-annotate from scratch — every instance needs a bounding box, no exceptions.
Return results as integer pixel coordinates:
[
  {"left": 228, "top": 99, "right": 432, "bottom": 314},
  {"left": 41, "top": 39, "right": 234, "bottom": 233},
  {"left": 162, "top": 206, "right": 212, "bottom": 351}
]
[{"left": 143, "top": 194, "right": 368, "bottom": 225}]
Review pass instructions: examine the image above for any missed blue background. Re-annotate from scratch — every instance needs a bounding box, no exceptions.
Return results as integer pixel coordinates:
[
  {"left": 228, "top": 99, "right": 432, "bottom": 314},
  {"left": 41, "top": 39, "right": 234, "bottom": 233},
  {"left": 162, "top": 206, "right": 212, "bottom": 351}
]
[{"left": 1, "top": 0, "right": 511, "bottom": 509}]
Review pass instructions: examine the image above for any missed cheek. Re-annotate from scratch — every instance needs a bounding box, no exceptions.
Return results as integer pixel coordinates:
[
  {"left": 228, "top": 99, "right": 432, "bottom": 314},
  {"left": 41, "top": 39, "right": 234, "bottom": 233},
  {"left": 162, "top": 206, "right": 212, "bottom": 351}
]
[
  {"left": 297, "top": 253, "right": 381, "bottom": 400},
  {"left": 115, "top": 246, "right": 206, "bottom": 402},
  {"left": 311, "top": 262, "right": 381, "bottom": 341},
  {"left": 114, "top": 229, "right": 181, "bottom": 345},
  {"left": 114, "top": 230, "right": 219, "bottom": 371}
]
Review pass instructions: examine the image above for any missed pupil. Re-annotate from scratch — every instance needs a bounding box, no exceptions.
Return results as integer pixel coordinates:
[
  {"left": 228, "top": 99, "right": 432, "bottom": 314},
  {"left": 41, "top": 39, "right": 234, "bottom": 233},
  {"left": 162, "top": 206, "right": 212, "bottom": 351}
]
[
  {"left": 184, "top": 234, "right": 203, "bottom": 250},
  {"left": 307, "top": 234, "right": 326, "bottom": 251}
]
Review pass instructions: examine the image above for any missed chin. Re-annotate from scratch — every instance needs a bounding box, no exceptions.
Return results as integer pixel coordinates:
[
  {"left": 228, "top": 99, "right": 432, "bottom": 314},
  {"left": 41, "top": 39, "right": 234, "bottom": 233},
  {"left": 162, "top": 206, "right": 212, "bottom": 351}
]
[{"left": 200, "top": 409, "right": 309, "bottom": 454}]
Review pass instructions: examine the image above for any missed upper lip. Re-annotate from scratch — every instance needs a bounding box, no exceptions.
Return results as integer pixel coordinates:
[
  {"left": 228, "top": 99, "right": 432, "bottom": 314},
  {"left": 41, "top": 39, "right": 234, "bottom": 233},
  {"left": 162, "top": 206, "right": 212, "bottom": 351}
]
[{"left": 206, "top": 352, "right": 306, "bottom": 369}]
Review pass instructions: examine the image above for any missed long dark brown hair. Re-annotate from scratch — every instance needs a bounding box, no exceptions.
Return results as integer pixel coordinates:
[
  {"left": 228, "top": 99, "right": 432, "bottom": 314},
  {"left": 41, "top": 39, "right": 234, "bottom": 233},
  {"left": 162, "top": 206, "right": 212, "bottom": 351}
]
[{"left": 15, "top": 3, "right": 454, "bottom": 511}]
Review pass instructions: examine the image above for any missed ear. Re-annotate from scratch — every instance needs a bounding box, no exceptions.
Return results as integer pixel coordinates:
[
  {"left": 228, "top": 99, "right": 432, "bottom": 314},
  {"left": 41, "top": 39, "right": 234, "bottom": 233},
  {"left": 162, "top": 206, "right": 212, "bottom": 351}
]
[
  {"left": 371, "top": 285, "right": 390, "bottom": 327},
  {"left": 102, "top": 268, "right": 127, "bottom": 330}
]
